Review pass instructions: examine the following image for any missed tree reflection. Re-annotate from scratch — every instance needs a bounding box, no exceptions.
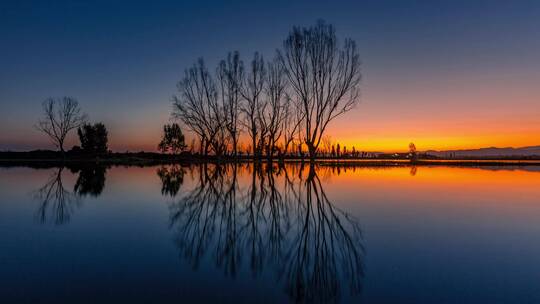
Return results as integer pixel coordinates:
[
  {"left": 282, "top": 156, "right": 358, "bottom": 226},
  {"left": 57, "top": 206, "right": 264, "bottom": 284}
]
[
  {"left": 73, "top": 165, "right": 107, "bottom": 197},
  {"left": 168, "top": 163, "right": 364, "bottom": 303},
  {"left": 34, "top": 167, "right": 80, "bottom": 225},
  {"left": 157, "top": 165, "right": 186, "bottom": 197},
  {"left": 34, "top": 165, "right": 107, "bottom": 225}
]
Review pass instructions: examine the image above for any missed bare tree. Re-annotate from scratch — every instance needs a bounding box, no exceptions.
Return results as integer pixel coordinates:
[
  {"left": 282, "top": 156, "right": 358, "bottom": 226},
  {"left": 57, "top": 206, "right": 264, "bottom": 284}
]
[
  {"left": 282, "top": 96, "right": 303, "bottom": 156},
  {"left": 35, "top": 97, "right": 87, "bottom": 154},
  {"left": 241, "top": 52, "right": 266, "bottom": 158},
  {"left": 260, "top": 57, "right": 288, "bottom": 159},
  {"left": 278, "top": 20, "right": 362, "bottom": 161},
  {"left": 217, "top": 51, "right": 244, "bottom": 157},
  {"left": 173, "top": 58, "right": 223, "bottom": 156}
]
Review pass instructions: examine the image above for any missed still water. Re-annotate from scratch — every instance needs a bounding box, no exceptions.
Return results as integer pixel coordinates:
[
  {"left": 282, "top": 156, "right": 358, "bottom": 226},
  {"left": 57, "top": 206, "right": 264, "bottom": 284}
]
[{"left": 1, "top": 163, "right": 539, "bottom": 303}]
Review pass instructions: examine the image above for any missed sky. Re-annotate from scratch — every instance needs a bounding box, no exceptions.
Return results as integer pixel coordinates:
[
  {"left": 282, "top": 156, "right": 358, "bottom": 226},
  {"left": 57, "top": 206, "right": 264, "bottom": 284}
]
[{"left": 1, "top": 0, "right": 539, "bottom": 152}]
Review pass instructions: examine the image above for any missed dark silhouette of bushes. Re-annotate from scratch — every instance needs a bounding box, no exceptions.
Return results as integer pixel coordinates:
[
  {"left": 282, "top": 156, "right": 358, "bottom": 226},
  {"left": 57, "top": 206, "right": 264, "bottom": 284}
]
[{"left": 78, "top": 122, "right": 108, "bottom": 155}]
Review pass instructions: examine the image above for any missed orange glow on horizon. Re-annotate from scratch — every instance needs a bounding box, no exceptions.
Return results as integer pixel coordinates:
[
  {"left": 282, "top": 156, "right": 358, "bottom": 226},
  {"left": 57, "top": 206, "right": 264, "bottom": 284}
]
[
  {"left": 104, "top": 130, "right": 540, "bottom": 153},
  {"left": 334, "top": 132, "right": 540, "bottom": 153},
  {"left": 106, "top": 128, "right": 540, "bottom": 153}
]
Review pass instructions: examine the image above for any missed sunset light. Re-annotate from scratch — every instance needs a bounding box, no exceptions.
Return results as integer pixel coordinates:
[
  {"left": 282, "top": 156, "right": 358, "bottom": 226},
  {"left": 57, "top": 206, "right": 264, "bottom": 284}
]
[{"left": 1, "top": 1, "right": 540, "bottom": 303}]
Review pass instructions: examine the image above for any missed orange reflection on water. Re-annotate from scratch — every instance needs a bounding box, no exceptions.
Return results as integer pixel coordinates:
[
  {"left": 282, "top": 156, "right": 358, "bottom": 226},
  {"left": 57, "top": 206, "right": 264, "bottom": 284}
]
[{"left": 322, "top": 165, "right": 540, "bottom": 211}]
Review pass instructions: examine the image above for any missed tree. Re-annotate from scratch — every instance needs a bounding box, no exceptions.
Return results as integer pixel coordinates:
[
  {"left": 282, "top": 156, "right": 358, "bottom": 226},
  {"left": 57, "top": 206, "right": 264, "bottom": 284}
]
[
  {"left": 282, "top": 96, "right": 303, "bottom": 156},
  {"left": 321, "top": 135, "right": 334, "bottom": 157},
  {"left": 260, "top": 57, "right": 288, "bottom": 159},
  {"left": 173, "top": 59, "right": 223, "bottom": 156},
  {"left": 409, "top": 142, "right": 417, "bottom": 161},
  {"left": 278, "top": 20, "right": 362, "bottom": 161},
  {"left": 158, "top": 123, "right": 187, "bottom": 154},
  {"left": 217, "top": 51, "right": 244, "bottom": 157},
  {"left": 36, "top": 97, "right": 87, "bottom": 154},
  {"left": 78, "top": 123, "right": 108, "bottom": 154},
  {"left": 241, "top": 52, "right": 266, "bottom": 158}
]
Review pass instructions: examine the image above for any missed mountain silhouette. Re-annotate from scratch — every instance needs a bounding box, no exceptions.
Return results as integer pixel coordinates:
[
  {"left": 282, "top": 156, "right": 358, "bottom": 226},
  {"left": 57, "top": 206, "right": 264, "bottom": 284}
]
[{"left": 425, "top": 145, "right": 540, "bottom": 158}]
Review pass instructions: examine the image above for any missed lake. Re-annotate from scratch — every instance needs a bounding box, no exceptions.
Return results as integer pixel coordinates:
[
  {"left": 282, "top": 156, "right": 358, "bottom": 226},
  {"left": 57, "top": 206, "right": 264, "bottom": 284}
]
[{"left": 1, "top": 163, "right": 539, "bottom": 303}]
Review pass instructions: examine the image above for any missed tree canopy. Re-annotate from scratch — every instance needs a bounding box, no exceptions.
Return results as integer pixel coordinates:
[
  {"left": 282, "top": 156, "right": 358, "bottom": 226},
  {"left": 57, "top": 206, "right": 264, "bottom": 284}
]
[
  {"left": 158, "top": 123, "right": 187, "bottom": 154},
  {"left": 78, "top": 123, "right": 108, "bottom": 154}
]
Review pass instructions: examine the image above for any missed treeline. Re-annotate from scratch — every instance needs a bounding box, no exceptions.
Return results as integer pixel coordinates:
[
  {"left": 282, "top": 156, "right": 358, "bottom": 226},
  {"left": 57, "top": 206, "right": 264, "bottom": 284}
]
[
  {"left": 30, "top": 20, "right": 362, "bottom": 162},
  {"left": 171, "top": 20, "right": 361, "bottom": 161}
]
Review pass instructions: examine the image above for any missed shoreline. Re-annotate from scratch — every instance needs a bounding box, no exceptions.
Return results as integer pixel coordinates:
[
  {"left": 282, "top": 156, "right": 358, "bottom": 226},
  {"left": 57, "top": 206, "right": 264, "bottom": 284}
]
[{"left": 1, "top": 157, "right": 540, "bottom": 168}]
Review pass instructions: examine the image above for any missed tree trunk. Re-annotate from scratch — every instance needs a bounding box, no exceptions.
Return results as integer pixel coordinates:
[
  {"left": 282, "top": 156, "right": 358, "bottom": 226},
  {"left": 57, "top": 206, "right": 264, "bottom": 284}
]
[
  {"left": 252, "top": 137, "right": 257, "bottom": 159},
  {"left": 232, "top": 135, "right": 238, "bottom": 158}
]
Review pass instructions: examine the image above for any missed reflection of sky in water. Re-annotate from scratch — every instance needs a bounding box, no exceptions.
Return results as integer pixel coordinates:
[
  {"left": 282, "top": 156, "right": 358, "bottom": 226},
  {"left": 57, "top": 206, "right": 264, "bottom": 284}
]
[{"left": 1, "top": 164, "right": 540, "bottom": 303}]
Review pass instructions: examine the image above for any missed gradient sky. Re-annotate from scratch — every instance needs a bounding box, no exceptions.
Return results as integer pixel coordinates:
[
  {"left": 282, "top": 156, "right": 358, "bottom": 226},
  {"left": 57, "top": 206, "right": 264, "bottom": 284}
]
[{"left": 1, "top": 0, "right": 539, "bottom": 152}]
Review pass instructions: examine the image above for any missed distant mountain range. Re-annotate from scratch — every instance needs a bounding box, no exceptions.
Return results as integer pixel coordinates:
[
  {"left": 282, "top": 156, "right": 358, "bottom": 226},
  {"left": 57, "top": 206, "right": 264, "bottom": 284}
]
[{"left": 424, "top": 146, "right": 540, "bottom": 157}]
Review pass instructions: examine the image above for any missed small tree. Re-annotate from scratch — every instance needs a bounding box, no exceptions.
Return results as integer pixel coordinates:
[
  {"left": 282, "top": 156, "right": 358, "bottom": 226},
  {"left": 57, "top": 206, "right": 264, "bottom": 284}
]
[
  {"left": 78, "top": 123, "right": 108, "bottom": 154},
  {"left": 36, "top": 97, "right": 87, "bottom": 154},
  {"left": 158, "top": 123, "right": 187, "bottom": 154},
  {"left": 409, "top": 142, "right": 417, "bottom": 161},
  {"left": 322, "top": 135, "right": 334, "bottom": 157}
]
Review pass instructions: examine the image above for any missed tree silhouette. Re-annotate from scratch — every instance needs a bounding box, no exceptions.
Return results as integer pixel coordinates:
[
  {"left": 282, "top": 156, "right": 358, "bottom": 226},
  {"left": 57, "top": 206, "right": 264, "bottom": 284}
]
[
  {"left": 158, "top": 123, "right": 187, "bottom": 154},
  {"left": 217, "top": 51, "right": 244, "bottom": 157},
  {"left": 168, "top": 20, "right": 361, "bottom": 160},
  {"left": 78, "top": 122, "right": 108, "bottom": 154},
  {"left": 173, "top": 59, "right": 225, "bottom": 156},
  {"left": 35, "top": 97, "right": 87, "bottom": 155},
  {"left": 260, "top": 57, "right": 288, "bottom": 159},
  {"left": 409, "top": 142, "right": 417, "bottom": 162},
  {"left": 240, "top": 52, "right": 266, "bottom": 158},
  {"left": 278, "top": 20, "right": 361, "bottom": 161}
]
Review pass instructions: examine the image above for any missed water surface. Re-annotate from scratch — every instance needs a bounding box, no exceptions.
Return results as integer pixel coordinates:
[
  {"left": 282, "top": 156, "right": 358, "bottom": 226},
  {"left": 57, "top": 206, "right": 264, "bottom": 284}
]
[{"left": 1, "top": 163, "right": 539, "bottom": 303}]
